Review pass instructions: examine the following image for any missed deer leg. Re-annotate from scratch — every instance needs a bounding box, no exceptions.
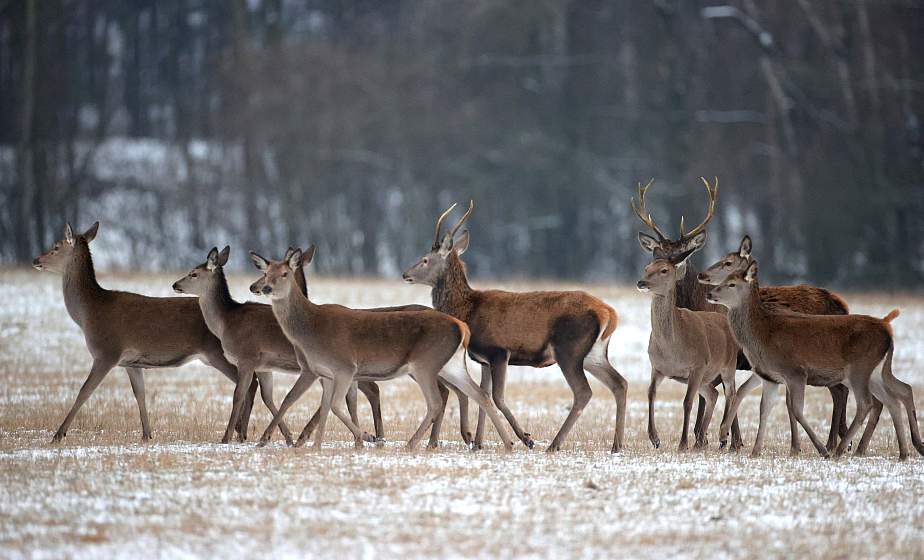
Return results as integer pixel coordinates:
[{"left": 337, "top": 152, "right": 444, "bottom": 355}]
[
  {"left": 357, "top": 381, "right": 385, "bottom": 443},
  {"left": 237, "top": 377, "right": 259, "bottom": 442},
  {"left": 53, "top": 357, "right": 118, "bottom": 442},
  {"left": 855, "top": 399, "right": 882, "bottom": 456},
  {"left": 583, "top": 342, "right": 628, "bottom": 453},
  {"left": 883, "top": 375, "right": 924, "bottom": 457},
  {"left": 406, "top": 373, "right": 443, "bottom": 451},
  {"left": 346, "top": 382, "right": 360, "bottom": 426},
  {"left": 646, "top": 368, "right": 664, "bottom": 449},
  {"left": 784, "top": 376, "right": 830, "bottom": 458},
  {"left": 695, "top": 379, "right": 718, "bottom": 449},
  {"left": 328, "top": 375, "right": 369, "bottom": 449},
  {"left": 125, "top": 367, "right": 152, "bottom": 442},
  {"left": 437, "top": 355, "right": 514, "bottom": 452},
  {"left": 547, "top": 358, "right": 592, "bottom": 453},
  {"left": 259, "top": 369, "right": 318, "bottom": 446},
  {"left": 309, "top": 377, "right": 335, "bottom": 450},
  {"left": 489, "top": 355, "right": 535, "bottom": 449},
  {"left": 199, "top": 350, "right": 251, "bottom": 439},
  {"left": 750, "top": 378, "right": 781, "bottom": 457},
  {"left": 222, "top": 364, "right": 255, "bottom": 444},
  {"left": 725, "top": 373, "right": 761, "bottom": 450},
  {"left": 834, "top": 377, "right": 874, "bottom": 459},
  {"left": 826, "top": 384, "right": 849, "bottom": 452},
  {"left": 426, "top": 378, "right": 451, "bottom": 449},
  {"left": 679, "top": 372, "right": 705, "bottom": 452},
  {"left": 442, "top": 379, "right": 472, "bottom": 447},
  {"left": 473, "top": 363, "right": 492, "bottom": 449},
  {"left": 718, "top": 370, "right": 739, "bottom": 450},
  {"left": 255, "top": 372, "right": 294, "bottom": 446}
]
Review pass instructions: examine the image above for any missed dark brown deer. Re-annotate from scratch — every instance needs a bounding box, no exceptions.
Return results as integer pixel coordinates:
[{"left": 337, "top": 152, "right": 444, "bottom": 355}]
[
  {"left": 32, "top": 223, "right": 258, "bottom": 443},
  {"left": 250, "top": 247, "right": 513, "bottom": 451},
  {"left": 698, "top": 236, "right": 853, "bottom": 454},
  {"left": 403, "top": 201, "right": 628, "bottom": 453},
  {"left": 634, "top": 180, "right": 850, "bottom": 454},
  {"left": 706, "top": 260, "right": 922, "bottom": 459},
  {"left": 638, "top": 258, "right": 739, "bottom": 451}
]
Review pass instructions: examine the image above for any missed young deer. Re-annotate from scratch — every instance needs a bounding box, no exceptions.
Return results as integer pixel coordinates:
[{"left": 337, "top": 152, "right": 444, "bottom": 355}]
[
  {"left": 403, "top": 201, "right": 628, "bottom": 453},
  {"left": 250, "top": 247, "right": 513, "bottom": 451},
  {"left": 698, "top": 236, "right": 853, "bottom": 454},
  {"left": 637, "top": 259, "right": 739, "bottom": 450},
  {"left": 707, "top": 261, "right": 923, "bottom": 459},
  {"left": 33, "top": 223, "right": 256, "bottom": 442}
]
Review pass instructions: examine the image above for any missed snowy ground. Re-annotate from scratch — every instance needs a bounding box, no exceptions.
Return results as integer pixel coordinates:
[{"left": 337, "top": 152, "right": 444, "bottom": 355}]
[{"left": 1, "top": 268, "right": 923, "bottom": 559}]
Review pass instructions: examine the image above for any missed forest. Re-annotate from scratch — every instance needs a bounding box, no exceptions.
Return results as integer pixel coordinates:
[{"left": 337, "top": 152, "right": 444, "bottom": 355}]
[{"left": 1, "top": 0, "right": 922, "bottom": 287}]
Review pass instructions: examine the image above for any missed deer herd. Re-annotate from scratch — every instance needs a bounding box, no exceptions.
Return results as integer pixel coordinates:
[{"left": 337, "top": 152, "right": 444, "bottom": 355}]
[{"left": 31, "top": 179, "right": 923, "bottom": 460}]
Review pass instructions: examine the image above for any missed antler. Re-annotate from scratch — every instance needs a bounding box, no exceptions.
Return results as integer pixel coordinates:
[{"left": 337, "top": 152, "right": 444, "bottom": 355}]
[
  {"left": 448, "top": 200, "right": 474, "bottom": 240},
  {"left": 630, "top": 178, "right": 667, "bottom": 241},
  {"left": 682, "top": 176, "right": 718, "bottom": 238},
  {"left": 433, "top": 203, "right": 458, "bottom": 248}
]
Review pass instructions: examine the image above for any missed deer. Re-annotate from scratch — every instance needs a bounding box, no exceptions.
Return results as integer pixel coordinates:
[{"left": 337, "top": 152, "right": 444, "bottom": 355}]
[
  {"left": 249, "top": 247, "right": 513, "bottom": 451},
  {"left": 633, "top": 178, "right": 850, "bottom": 454},
  {"left": 32, "top": 222, "right": 259, "bottom": 443},
  {"left": 698, "top": 236, "right": 855, "bottom": 455},
  {"left": 174, "top": 246, "right": 474, "bottom": 448},
  {"left": 706, "top": 260, "right": 923, "bottom": 460},
  {"left": 637, "top": 258, "right": 739, "bottom": 451},
  {"left": 402, "top": 201, "right": 628, "bottom": 453}
]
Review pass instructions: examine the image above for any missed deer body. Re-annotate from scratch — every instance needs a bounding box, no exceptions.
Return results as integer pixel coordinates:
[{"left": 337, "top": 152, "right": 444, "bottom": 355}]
[
  {"left": 708, "top": 262, "right": 923, "bottom": 459},
  {"left": 639, "top": 260, "right": 739, "bottom": 450},
  {"left": 251, "top": 248, "right": 513, "bottom": 451},
  {"left": 33, "top": 223, "right": 256, "bottom": 443},
  {"left": 404, "top": 202, "right": 627, "bottom": 453}
]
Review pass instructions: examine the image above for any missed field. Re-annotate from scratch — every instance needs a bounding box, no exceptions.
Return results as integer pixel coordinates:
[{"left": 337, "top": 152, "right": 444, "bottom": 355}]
[{"left": 1, "top": 268, "right": 923, "bottom": 559}]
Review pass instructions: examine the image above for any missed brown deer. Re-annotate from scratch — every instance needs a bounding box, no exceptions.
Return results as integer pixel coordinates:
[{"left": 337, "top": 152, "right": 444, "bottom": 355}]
[
  {"left": 32, "top": 223, "right": 258, "bottom": 443},
  {"left": 706, "top": 260, "right": 923, "bottom": 459},
  {"left": 403, "top": 201, "right": 628, "bottom": 453},
  {"left": 634, "top": 179, "right": 850, "bottom": 454},
  {"left": 698, "top": 236, "right": 853, "bottom": 455},
  {"left": 637, "top": 258, "right": 739, "bottom": 451},
  {"left": 249, "top": 247, "right": 513, "bottom": 451},
  {"left": 174, "top": 246, "right": 473, "bottom": 447}
]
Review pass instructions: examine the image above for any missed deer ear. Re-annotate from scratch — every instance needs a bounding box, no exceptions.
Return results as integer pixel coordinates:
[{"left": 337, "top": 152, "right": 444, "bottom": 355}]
[
  {"left": 681, "top": 231, "right": 707, "bottom": 254},
  {"left": 288, "top": 249, "right": 303, "bottom": 270},
  {"left": 83, "top": 222, "right": 99, "bottom": 243},
  {"left": 739, "top": 235, "right": 752, "bottom": 258},
  {"left": 218, "top": 246, "right": 231, "bottom": 267},
  {"left": 454, "top": 230, "right": 470, "bottom": 255},
  {"left": 745, "top": 260, "right": 759, "bottom": 283},
  {"left": 284, "top": 247, "right": 295, "bottom": 262},
  {"left": 301, "top": 244, "right": 316, "bottom": 266},
  {"left": 638, "top": 232, "right": 661, "bottom": 253},
  {"left": 249, "top": 251, "right": 270, "bottom": 271},
  {"left": 64, "top": 223, "right": 75, "bottom": 245},
  {"left": 438, "top": 232, "right": 454, "bottom": 256},
  {"left": 206, "top": 247, "right": 220, "bottom": 270}
]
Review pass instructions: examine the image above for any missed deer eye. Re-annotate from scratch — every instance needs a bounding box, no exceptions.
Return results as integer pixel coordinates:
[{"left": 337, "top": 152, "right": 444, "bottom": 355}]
[
  {"left": 422, "top": 257, "right": 429, "bottom": 265},
  {"left": 724, "top": 261, "right": 732, "bottom": 266},
  {"left": 660, "top": 269, "right": 668, "bottom": 274},
  {"left": 282, "top": 272, "right": 288, "bottom": 278},
  {"left": 728, "top": 283, "right": 736, "bottom": 287},
  {"left": 190, "top": 273, "right": 198, "bottom": 278}
]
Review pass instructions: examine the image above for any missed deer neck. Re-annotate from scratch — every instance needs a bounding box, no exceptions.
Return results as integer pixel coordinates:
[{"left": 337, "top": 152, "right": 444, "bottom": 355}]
[
  {"left": 726, "top": 282, "right": 770, "bottom": 351},
  {"left": 61, "top": 242, "right": 105, "bottom": 327},
  {"left": 199, "top": 269, "right": 239, "bottom": 339},
  {"left": 674, "top": 261, "right": 704, "bottom": 311},
  {"left": 270, "top": 282, "right": 318, "bottom": 343},
  {"left": 651, "top": 283, "right": 680, "bottom": 343},
  {"left": 432, "top": 253, "right": 474, "bottom": 321}
]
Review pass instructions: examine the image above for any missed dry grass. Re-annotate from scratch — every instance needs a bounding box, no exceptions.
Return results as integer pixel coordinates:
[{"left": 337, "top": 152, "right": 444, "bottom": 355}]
[{"left": 1, "top": 269, "right": 923, "bottom": 559}]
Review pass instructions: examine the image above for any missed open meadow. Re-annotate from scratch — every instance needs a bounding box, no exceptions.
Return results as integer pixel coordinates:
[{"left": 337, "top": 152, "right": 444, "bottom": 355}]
[{"left": 1, "top": 268, "right": 923, "bottom": 559}]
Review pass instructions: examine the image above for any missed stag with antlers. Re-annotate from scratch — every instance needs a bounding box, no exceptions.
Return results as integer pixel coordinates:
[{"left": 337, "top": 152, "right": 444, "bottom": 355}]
[{"left": 403, "top": 201, "right": 628, "bottom": 453}]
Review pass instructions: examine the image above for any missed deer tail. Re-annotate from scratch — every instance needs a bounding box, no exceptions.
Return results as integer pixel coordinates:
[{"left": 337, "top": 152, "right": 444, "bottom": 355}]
[
  {"left": 883, "top": 309, "right": 900, "bottom": 323},
  {"left": 596, "top": 305, "right": 618, "bottom": 342}
]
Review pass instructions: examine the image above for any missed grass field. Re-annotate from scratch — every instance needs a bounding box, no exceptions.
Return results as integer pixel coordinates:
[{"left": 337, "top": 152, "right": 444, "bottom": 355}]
[{"left": 1, "top": 268, "right": 923, "bottom": 559}]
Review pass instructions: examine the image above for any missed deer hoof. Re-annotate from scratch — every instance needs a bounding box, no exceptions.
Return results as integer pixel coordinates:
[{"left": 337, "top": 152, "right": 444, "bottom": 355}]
[
  {"left": 523, "top": 433, "right": 535, "bottom": 449},
  {"left": 256, "top": 438, "right": 270, "bottom": 448},
  {"left": 470, "top": 442, "right": 482, "bottom": 451},
  {"left": 719, "top": 439, "right": 727, "bottom": 449},
  {"left": 361, "top": 432, "right": 376, "bottom": 443},
  {"left": 51, "top": 431, "right": 65, "bottom": 443},
  {"left": 374, "top": 437, "right": 386, "bottom": 447}
]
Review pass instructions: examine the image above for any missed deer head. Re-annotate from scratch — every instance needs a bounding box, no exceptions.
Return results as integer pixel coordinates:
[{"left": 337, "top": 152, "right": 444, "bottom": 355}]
[
  {"left": 249, "top": 245, "right": 316, "bottom": 299},
  {"left": 402, "top": 200, "right": 473, "bottom": 286},
  {"left": 697, "top": 236, "right": 753, "bottom": 286},
  {"left": 636, "top": 258, "right": 689, "bottom": 296},
  {"left": 33, "top": 222, "right": 100, "bottom": 273},
  {"left": 706, "top": 260, "right": 759, "bottom": 308},
  {"left": 173, "top": 246, "right": 230, "bottom": 295},
  {"left": 633, "top": 177, "right": 718, "bottom": 265}
]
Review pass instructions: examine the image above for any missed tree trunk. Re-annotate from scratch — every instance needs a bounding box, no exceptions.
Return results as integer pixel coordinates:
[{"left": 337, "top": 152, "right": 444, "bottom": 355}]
[{"left": 15, "top": 0, "right": 36, "bottom": 261}]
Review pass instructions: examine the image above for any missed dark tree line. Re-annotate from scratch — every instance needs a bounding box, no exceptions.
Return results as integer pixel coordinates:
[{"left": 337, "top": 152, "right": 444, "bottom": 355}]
[{"left": 1, "top": 0, "right": 922, "bottom": 287}]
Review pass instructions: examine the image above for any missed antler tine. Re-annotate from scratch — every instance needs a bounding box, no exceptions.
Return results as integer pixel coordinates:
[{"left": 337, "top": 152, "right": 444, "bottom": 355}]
[
  {"left": 630, "top": 178, "right": 667, "bottom": 240},
  {"left": 433, "top": 202, "right": 458, "bottom": 247},
  {"left": 684, "top": 176, "right": 719, "bottom": 238},
  {"left": 448, "top": 199, "right": 474, "bottom": 240}
]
